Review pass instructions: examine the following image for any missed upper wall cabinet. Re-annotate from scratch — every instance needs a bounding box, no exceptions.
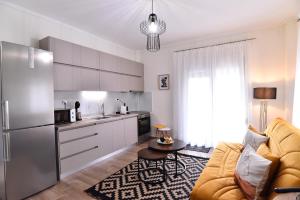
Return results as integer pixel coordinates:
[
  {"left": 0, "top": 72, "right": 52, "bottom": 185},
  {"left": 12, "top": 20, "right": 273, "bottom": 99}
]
[
  {"left": 72, "top": 44, "right": 81, "bottom": 66},
  {"left": 40, "top": 37, "right": 100, "bottom": 69},
  {"left": 53, "top": 63, "right": 73, "bottom": 91},
  {"left": 81, "top": 46, "right": 99, "bottom": 69},
  {"left": 40, "top": 37, "right": 72, "bottom": 65},
  {"left": 40, "top": 36, "right": 144, "bottom": 92},
  {"left": 54, "top": 63, "right": 100, "bottom": 91},
  {"left": 99, "top": 52, "right": 143, "bottom": 77}
]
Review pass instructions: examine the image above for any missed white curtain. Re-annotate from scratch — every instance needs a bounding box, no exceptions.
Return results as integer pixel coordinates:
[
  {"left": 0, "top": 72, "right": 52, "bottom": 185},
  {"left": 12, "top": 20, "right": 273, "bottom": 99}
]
[
  {"left": 292, "top": 22, "right": 300, "bottom": 128},
  {"left": 173, "top": 42, "right": 248, "bottom": 147}
]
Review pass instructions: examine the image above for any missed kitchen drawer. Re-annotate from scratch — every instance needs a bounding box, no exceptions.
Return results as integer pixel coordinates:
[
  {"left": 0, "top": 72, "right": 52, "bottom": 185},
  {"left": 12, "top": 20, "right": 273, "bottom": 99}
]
[
  {"left": 60, "top": 133, "right": 100, "bottom": 158},
  {"left": 59, "top": 125, "right": 97, "bottom": 143},
  {"left": 60, "top": 146, "right": 99, "bottom": 174}
]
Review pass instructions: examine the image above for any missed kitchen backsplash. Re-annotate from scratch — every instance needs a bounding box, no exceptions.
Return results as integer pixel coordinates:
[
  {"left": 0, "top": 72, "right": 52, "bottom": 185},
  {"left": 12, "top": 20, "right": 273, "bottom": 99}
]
[{"left": 54, "top": 91, "right": 152, "bottom": 117}]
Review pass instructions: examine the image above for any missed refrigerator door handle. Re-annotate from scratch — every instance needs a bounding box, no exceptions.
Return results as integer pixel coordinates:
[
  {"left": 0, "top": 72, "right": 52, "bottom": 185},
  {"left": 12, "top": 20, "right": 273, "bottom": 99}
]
[
  {"left": 3, "top": 132, "right": 11, "bottom": 162},
  {"left": 3, "top": 100, "right": 9, "bottom": 130}
]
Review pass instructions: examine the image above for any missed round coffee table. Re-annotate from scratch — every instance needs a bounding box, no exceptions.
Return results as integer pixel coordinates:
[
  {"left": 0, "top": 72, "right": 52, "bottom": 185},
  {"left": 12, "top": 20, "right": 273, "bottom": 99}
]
[
  {"left": 148, "top": 139, "right": 187, "bottom": 177},
  {"left": 137, "top": 148, "right": 167, "bottom": 184}
]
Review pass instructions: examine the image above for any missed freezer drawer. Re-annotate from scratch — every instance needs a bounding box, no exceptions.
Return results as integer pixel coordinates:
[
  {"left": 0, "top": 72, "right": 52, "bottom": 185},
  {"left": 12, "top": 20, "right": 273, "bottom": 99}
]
[{"left": 5, "top": 125, "right": 57, "bottom": 200}]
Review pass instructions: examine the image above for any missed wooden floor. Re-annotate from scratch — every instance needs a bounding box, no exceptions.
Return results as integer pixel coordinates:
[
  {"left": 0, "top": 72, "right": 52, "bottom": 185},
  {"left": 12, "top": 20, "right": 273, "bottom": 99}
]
[{"left": 27, "top": 142, "right": 148, "bottom": 200}]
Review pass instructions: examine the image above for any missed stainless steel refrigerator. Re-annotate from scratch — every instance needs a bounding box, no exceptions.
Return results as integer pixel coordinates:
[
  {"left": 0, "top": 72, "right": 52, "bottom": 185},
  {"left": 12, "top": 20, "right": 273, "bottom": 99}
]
[{"left": 0, "top": 42, "right": 57, "bottom": 200}]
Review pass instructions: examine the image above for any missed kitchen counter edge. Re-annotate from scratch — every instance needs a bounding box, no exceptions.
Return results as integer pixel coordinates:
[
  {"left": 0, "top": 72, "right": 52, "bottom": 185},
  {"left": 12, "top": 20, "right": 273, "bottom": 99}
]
[{"left": 55, "top": 114, "right": 139, "bottom": 132}]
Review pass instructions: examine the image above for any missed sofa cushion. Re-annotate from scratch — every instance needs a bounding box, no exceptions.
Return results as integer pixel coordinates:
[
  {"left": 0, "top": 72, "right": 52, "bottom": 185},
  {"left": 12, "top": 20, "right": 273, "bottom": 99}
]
[
  {"left": 256, "top": 143, "right": 280, "bottom": 196},
  {"left": 190, "top": 142, "right": 246, "bottom": 200},
  {"left": 248, "top": 124, "right": 266, "bottom": 136},
  {"left": 235, "top": 145, "right": 272, "bottom": 200},
  {"left": 264, "top": 118, "right": 300, "bottom": 200},
  {"left": 243, "top": 129, "right": 269, "bottom": 151}
]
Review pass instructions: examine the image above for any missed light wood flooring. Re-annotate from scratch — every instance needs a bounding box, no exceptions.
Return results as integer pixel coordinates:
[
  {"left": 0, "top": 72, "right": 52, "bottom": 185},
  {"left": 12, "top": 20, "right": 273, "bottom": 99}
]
[{"left": 27, "top": 142, "right": 148, "bottom": 200}]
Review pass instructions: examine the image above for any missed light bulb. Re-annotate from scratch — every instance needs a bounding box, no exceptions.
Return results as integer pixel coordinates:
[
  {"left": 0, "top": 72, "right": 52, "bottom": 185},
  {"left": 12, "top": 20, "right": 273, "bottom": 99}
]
[{"left": 148, "top": 22, "right": 158, "bottom": 33}]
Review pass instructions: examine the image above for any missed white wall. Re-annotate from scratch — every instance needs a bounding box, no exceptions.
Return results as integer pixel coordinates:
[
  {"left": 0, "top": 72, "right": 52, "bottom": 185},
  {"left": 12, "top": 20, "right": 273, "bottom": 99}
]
[
  {"left": 143, "top": 49, "right": 173, "bottom": 134},
  {"left": 0, "top": 2, "right": 141, "bottom": 62},
  {"left": 284, "top": 21, "right": 298, "bottom": 122},
  {"left": 142, "top": 22, "right": 298, "bottom": 132}
]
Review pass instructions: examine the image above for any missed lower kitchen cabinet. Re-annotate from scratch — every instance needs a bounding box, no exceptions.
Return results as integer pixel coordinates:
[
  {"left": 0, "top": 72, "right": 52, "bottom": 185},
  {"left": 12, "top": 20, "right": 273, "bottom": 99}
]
[
  {"left": 95, "top": 122, "right": 113, "bottom": 156},
  {"left": 124, "top": 117, "right": 138, "bottom": 146},
  {"left": 57, "top": 116, "right": 138, "bottom": 177},
  {"left": 112, "top": 120, "right": 126, "bottom": 151}
]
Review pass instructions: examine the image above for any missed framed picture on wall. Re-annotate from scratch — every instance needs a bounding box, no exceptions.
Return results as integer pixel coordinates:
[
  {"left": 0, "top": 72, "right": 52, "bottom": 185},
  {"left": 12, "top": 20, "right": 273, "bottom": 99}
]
[{"left": 158, "top": 74, "right": 170, "bottom": 90}]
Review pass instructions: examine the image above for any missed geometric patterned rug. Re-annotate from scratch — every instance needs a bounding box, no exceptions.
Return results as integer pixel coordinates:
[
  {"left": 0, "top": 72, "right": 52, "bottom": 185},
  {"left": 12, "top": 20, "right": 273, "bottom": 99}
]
[
  {"left": 179, "top": 145, "right": 213, "bottom": 160},
  {"left": 85, "top": 155, "right": 208, "bottom": 200},
  {"left": 185, "top": 145, "right": 212, "bottom": 153}
]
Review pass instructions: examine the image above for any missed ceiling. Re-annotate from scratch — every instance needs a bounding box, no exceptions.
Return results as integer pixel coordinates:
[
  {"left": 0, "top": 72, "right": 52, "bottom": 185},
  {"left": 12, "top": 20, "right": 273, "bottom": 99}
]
[{"left": 3, "top": 0, "right": 300, "bottom": 50}]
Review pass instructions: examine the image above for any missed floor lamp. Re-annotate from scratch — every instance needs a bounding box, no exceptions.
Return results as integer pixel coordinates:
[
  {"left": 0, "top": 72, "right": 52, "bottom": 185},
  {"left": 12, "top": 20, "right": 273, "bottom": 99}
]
[{"left": 253, "top": 87, "right": 277, "bottom": 132}]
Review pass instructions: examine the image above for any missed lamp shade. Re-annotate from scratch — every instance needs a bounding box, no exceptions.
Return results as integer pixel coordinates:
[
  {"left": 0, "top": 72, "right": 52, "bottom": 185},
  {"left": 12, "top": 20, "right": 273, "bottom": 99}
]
[{"left": 253, "top": 87, "right": 277, "bottom": 99}]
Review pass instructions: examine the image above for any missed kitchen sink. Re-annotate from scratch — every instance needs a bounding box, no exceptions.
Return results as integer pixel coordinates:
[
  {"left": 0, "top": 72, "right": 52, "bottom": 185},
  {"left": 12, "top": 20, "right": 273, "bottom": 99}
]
[
  {"left": 104, "top": 114, "right": 122, "bottom": 118},
  {"left": 93, "top": 116, "right": 111, "bottom": 120},
  {"left": 89, "top": 114, "right": 121, "bottom": 120}
]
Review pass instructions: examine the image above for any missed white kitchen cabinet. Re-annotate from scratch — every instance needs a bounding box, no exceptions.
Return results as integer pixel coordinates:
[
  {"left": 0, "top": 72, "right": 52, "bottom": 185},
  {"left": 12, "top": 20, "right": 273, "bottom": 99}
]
[
  {"left": 95, "top": 123, "right": 114, "bottom": 156},
  {"left": 59, "top": 125, "right": 98, "bottom": 143},
  {"left": 99, "top": 71, "right": 121, "bottom": 92},
  {"left": 40, "top": 36, "right": 144, "bottom": 92},
  {"left": 118, "top": 58, "right": 144, "bottom": 77},
  {"left": 99, "top": 52, "right": 143, "bottom": 77},
  {"left": 60, "top": 134, "right": 99, "bottom": 158},
  {"left": 99, "top": 52, "right": 118, "bottom": 72},
  {"left": 81, "top": 46, "right": 99, "bottom": 69},
  {"left": 59, "top": 125, "right": 101, "bottom": 174},
  {"left": 53, "top": 38, "right": 73, "bottom": 65},
  {"left": 75, "top": 67, "right": 101, "bottom": 91},
  {"left": 54, "top": 65, "right": 100, "bottom": 91},
  {"left": 53, "top": 63, "right": 73, "bottom": 91},
  {"left": 57, "top": 116, "right": 138, "bottom": 177},
  {"left": 112, "top": 120, "right": 126, "bottom": 151},
  {"left": 72, "top": 44, "right": 81, "bottom": 66},
  {"left": 126, "top": 75, "right": 144, "bottom": 92},
  {"left": 124, "top": 117, "right": 138, "bottom": 146},
  {"left": 40, "top": 37, "right": 73, "bottom": 65},
  {"left": 60, "top": 147, "right": 99, "bottom": 174},
  {"left": 100, "top": 71, "right": 144, "bottom": 92}
]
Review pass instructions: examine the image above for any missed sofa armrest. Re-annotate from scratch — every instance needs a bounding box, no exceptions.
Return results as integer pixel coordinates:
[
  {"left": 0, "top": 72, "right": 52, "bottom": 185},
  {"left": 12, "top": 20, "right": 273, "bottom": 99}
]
[{"left": 274, "top": 187, "right": 300, "bottom": 193}]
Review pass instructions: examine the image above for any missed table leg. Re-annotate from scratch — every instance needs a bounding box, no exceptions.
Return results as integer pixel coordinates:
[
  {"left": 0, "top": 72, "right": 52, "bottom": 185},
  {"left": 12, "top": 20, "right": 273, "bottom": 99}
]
[
  {"left": 138, "top": 158, "right": 140, "bottom": 174},
  {"left": 163, "top": 159, "right": 166, "bottom": 181},
  {"left": 175, "top": 152, "right": 178, "bottom": 177}
]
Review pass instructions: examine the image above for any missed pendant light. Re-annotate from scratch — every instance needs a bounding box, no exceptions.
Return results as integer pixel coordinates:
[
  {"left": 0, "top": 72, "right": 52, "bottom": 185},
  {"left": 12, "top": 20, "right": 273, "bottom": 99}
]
[{"left": 140, "top": 0, "right": 166, "bottom": 52}]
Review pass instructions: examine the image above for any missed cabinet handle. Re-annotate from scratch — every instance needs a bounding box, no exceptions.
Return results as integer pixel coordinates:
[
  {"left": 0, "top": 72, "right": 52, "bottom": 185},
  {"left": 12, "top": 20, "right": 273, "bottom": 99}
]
[
  {"left": 61, "top": 145, "right": 99, "bottom": 160},
  {"left": 3, "top": 101, "right": 10, "bottom": 130},
  {"left": 3, "top": 132, "right": 11, "bottom": 162},
  {"left": 61, "top": 133, "right": 99, "bottom": 144}
]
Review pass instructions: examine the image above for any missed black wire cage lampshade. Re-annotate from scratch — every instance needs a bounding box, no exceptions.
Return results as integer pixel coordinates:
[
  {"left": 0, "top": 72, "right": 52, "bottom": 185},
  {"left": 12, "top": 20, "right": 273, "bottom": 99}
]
[
  {"left": 146, "top": 35, "right": 160, "bottom": 52},
  {"left": 140, "top": 0, "right": 166, "bottom": 52}
]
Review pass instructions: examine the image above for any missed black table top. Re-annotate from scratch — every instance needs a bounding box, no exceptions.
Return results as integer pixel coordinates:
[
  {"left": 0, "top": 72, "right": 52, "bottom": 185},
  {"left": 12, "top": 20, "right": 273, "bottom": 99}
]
[{"left": 148, "top": 139, "right": 187, "bottom": 153}]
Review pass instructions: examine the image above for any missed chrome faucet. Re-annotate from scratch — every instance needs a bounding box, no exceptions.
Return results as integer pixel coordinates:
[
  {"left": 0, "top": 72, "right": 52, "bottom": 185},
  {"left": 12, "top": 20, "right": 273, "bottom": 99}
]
[{"left": 101, "top": 103, "right": 105, "bottom": 116}]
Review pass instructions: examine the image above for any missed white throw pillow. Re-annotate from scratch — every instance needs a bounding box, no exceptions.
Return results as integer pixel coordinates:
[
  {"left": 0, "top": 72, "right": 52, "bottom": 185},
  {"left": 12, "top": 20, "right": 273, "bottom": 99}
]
[
  {"left": 235, "top": 145, "right": 272, "bottom": 200},
  {"left": 243, "top": 129, "right": 268, "bottom": 151}
]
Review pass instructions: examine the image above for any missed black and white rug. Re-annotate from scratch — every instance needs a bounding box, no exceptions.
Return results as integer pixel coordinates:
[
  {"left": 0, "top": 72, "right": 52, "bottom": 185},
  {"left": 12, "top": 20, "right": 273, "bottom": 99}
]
[
  {"left": 179, "top": 145, "right": 213, "bottom": 159},
  {"left": 85, "top": 155, "right": 208, "bottom": 200}
]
